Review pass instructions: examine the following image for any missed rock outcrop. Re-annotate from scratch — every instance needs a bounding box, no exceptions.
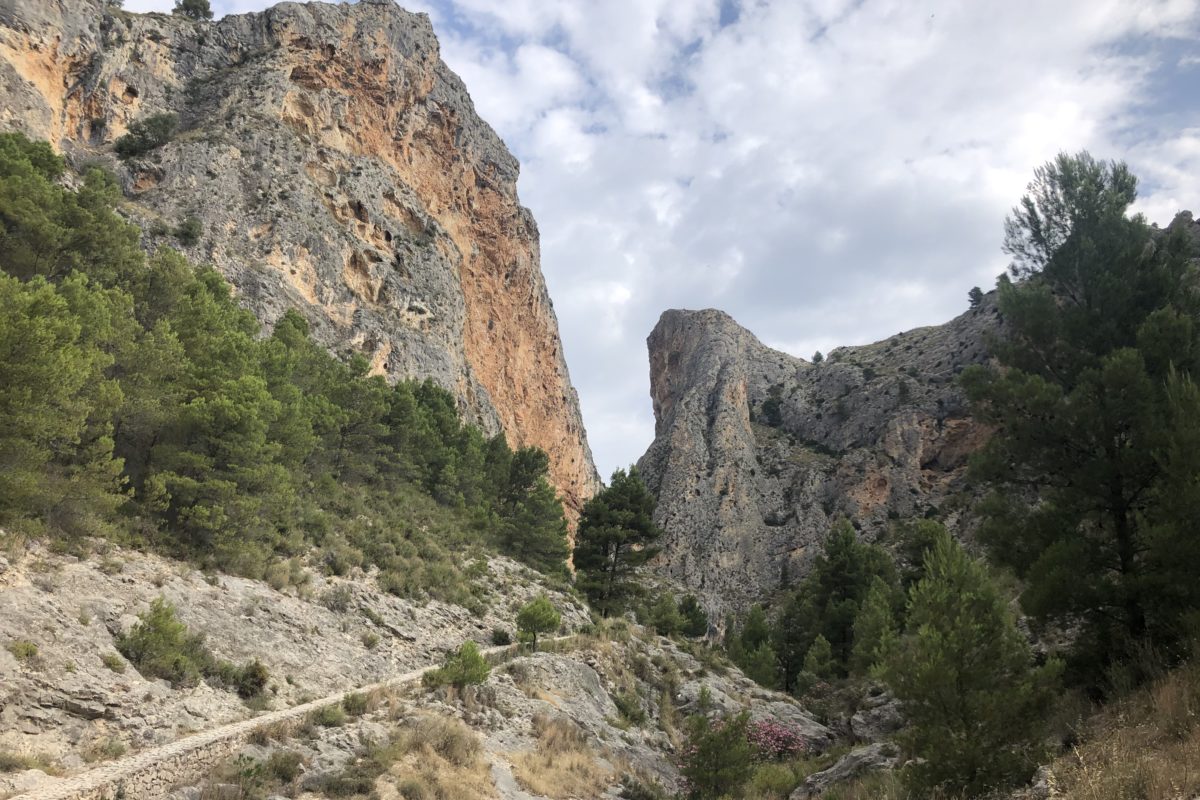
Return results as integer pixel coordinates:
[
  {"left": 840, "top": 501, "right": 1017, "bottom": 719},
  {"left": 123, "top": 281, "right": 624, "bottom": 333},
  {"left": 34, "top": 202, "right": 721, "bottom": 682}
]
[
  {"left": 0, "top": 0, "right": 599, "bottom": 516},
  {"left": 637, "top": 303, "right": 1000, "bottom": 615}
]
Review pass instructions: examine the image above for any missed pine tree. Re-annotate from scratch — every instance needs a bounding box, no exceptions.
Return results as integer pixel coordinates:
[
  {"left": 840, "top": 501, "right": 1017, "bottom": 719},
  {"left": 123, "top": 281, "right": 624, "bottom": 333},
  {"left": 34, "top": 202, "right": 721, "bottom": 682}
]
[
  {"left": 679, "top": 712, "right": 756, "bottom": 800},
  {"left": 739, "top": 604, "right": 771, "bottom": 652},
  {"left": 850, "top": 576, "right": 898, "bottom": 674},
  {"left": 878, "top": 529, "right": 1061, "bottom": 795},
  {"left": 742, "top": 643, "right": 779, "bottom": 688},
  {"left": 493, "top": 447, "right": 569, "bottom": 574},
  {"left": 173, "top": 0, "right": 213, "bottom": 20},
  {"left": 962, "top": 151, "right": 1199, "bottom": 673},
  {"left": 573, "top": 467, "right": 662, "bottom": 615},
  {"left": 647, "top": 592, "right": 684, "bottom": 636},
  {"left": 802, "top": 634, "right": 835, "bottom": 681},
  {"left": 770, "top": 519, "right": 898, "bottom": 687},
  {"left": 516, "top": 595, "right": 561, "bottom": 650},
  {"left": 0, "top": 274, "right": 123, "bottom": 535}
]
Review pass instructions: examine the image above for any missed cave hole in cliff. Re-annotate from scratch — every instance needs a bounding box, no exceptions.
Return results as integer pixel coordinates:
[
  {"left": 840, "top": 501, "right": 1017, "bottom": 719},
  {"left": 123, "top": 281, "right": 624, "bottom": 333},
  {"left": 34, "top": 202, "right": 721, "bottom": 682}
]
[{"left": 123, "top": 85, "right": 139, "bottom": 102}]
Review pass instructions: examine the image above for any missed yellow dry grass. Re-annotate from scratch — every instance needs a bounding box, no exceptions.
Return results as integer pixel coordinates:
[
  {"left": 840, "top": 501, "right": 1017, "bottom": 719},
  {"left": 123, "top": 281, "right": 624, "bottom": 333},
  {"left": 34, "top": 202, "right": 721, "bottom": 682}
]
[
  {"left": 1046, "top": 662, "right": 1200, "bottom": 800},
  {"left": 378, "top": 714, "right": 497, "bottom": 800},
  {"left": 510, "top": 713, "right": 611, "bottom": 799}
]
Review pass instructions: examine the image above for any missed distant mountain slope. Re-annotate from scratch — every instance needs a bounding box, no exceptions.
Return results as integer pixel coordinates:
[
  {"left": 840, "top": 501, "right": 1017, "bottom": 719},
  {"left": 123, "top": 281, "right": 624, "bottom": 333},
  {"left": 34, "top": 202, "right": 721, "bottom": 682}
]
[{"left": 0, "top": 0, "right": 599, "bottom": 516}]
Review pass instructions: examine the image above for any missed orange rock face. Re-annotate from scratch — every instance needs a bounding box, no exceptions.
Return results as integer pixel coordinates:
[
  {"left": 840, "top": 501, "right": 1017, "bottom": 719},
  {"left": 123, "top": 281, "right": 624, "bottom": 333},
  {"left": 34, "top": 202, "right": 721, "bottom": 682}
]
[{"left": 0, "top": 0, "right": 600, "bottom": 519}]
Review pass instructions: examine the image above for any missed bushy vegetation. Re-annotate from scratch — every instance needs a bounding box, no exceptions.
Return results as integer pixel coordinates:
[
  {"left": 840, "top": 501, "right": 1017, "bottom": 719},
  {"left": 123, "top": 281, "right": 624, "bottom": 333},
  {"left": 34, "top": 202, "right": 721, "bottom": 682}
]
[
  {"left": 423, "top": 640, "right": 490, "bottom": 689},
  {"left": 0, "top": 133, "right": 570, "bottom": 601},
  {"left": 116, "top": 597, "right": 270, "bottom": 698},
  {"left": 678, "top": 711, "right": 815, "bottom": 800},
  {"left": 114, "top": 113, "right": 178, "bottom": 159}
]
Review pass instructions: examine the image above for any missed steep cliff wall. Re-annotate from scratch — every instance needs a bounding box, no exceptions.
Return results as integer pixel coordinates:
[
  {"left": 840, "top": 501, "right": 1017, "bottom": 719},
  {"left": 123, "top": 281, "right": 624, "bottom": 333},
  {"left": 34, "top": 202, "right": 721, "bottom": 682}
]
[
  {"left": 0, "top": 0, "right": 599, "bottom": 515},
  {"left": 637, "top": 304, "right": 999, "bottom": 616}
]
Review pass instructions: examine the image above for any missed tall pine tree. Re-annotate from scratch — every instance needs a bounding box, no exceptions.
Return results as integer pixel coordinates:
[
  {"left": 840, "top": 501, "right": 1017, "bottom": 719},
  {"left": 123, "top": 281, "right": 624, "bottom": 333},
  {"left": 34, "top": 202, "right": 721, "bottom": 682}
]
[
  {"left": 962, "top": 151, "right": 1199, "bottom": 675},
  {"left": 573, "top": 467, "right": 661, "bottom": 615},
  {"left": 878, "top": 529, "right": 1061, "bottom": 796}
]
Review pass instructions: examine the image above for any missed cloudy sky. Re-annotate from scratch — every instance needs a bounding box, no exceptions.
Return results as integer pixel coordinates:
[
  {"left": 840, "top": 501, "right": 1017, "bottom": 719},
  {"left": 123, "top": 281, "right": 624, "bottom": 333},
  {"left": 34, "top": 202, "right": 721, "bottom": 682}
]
[{"left": 127, "top": 0, "right": 1200, "bottom": 479}]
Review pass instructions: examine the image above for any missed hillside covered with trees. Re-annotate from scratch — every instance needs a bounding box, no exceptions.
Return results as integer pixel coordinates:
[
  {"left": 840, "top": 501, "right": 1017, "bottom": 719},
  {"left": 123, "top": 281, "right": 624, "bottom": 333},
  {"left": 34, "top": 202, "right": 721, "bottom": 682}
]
[{"left": 0, "top": 132, "right": 571, "bottom": 607}]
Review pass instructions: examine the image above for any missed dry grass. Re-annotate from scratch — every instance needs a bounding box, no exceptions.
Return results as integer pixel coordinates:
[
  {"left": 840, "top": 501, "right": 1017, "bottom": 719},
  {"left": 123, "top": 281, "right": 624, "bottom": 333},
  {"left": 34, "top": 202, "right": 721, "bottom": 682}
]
[
  {"left": 829, "top": 662, "right": 1200, "bottom": 800},
  {"left": 510, "top": 713, "right": 611, "bottom": 799},
  {"left": 1044, "top": 662, "right": 1200, "bottom": 800},
  {"left": 379, "top": 714, "right": 496, "bottom": 800},
  {"left": 0, "top": 748, "right": 61, "bottom": 775}
]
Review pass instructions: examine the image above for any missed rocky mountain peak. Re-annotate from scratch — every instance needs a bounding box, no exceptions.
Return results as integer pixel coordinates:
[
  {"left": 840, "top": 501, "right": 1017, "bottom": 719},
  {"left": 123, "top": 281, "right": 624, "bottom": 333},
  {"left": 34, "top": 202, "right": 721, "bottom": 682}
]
[
  {"left": 639, "top": 302, "right": 999, "bottom": 616},
  {"left": 0, "top": 0, "right": 600, "bottom": 516}
]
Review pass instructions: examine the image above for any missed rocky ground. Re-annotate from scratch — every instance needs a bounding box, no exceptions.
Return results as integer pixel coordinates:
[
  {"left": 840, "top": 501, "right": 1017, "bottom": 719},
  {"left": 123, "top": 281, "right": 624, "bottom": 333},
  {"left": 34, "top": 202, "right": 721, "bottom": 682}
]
[
  {"left": 152, "top": 623, "right": 843, "bottom": 800},
  {"left": 0, "top": 535, "right": 587, "bottom": 794},
  {"left": 0, "top": 535, "right": 888, "bottom": 800}
]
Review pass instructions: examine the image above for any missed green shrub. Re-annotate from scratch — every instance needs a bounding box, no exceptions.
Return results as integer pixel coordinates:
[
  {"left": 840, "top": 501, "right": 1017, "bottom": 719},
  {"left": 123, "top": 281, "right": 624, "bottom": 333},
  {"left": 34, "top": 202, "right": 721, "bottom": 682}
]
[
  {"left": 0, "top": 750, "right": 55, "bottom": 773},
  {"left": 619, "top": 774, "right": 671, "bottom": 800},
  {"left": 361, "top": 631, "right": 380, "bottom": 649},
  {"left": 423, "top": 641, "right": 490, "bottom": 689},
  {"left": 117, "top": 598, "right": 269, "bottom": 696},
  {"left": 101, "top": 652, "right": 126, "bottom": 673},
  {"left": 322, "top": 584, "right": 353, "bottom": 612},
  {"left": 232, "top": 659, "right": 270, "bottom": 698},
  {"left": 491, "top": 627, "right": 512, "bottom": 646},
  {"left": 342, "top": 691, "right": 369, "bottom": 717},
  {"left": 613, "top": 690, "right": 646, "bottom": 726},
  {"left": 7, "top": 640, "right": 38, "bottom": 661},
  {"left": 116, "top": 598, "right": 210, "bottom": 687},
  {"left": 265, "top": 749, "right": 303, "bottom": 783},
  {"left": 311, "top": 703, "right": 346, "bottom": 728},
  {"left": 173, "top": 215, "right": 202, "bottom": 247},
  {"left": 114, "top": 113, "right": 178, "bottom": 159}
]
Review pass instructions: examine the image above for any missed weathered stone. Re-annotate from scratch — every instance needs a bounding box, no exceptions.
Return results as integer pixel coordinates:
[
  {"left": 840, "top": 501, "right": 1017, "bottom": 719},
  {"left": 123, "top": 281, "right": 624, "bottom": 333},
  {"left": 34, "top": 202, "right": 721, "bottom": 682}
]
[
  {"left": 637, "top": 303, "right": 999, "bottom": 616},
  {"left": 791, "top": 742, "right": 900, "bottom": 798},
  {"left": 0, "top": 0, "right": 599, "bottom": 519},
  {"left": 849, "top": 689, "right": 903, "bottom": 743}
]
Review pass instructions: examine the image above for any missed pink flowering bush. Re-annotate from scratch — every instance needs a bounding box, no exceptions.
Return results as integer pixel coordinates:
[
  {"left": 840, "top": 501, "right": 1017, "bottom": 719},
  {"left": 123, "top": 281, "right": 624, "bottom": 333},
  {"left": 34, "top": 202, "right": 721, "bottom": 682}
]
[{"left": 746, "top": 719, "right": 809, "bottom": 761}]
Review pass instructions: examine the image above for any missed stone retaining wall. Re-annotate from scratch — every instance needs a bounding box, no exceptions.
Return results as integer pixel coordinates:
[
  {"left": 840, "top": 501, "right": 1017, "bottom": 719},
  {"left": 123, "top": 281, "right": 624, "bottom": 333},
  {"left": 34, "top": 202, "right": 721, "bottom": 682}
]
[{"left": 16, "top": 638, "right": 570, "bottom": 800}]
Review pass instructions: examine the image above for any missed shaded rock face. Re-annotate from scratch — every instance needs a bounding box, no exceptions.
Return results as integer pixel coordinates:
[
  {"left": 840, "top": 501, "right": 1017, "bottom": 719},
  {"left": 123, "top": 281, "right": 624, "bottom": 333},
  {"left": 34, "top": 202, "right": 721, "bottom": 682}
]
[
  {"left": 0, "top": 0, "right": 599, "bottom": 517},
  {"left": 637, "top": 304, "right": 999, "bottom": 616}
]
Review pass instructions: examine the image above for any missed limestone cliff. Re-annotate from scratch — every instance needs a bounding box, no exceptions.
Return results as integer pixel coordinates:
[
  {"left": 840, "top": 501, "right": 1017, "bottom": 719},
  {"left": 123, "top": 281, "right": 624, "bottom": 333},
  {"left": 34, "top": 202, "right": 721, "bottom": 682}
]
[
  {"left": 637, "top": 304, "right": 999, "bottom": 616},
  {"left": 0, "top": 0, "right": 599, "bottom": 516}
]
